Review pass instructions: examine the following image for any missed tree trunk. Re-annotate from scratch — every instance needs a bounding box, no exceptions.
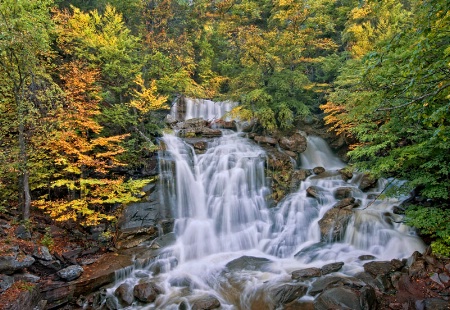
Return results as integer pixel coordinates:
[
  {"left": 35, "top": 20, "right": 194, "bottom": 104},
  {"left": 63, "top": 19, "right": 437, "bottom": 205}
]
[{"left": 18, "top": 102, "right": 31, "bottom": 221}]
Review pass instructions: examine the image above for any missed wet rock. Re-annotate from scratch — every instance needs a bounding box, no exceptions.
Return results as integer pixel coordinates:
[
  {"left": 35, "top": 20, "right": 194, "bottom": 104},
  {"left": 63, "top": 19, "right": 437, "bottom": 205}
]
[
  {"left": 294, "top": 242, "right": 327, "bottom": 261},
  {"left": 193, "top": 141, "right": 208, "bottom": 150},
  {"left": 321, "top": 262, "right": 344, "bottom": 275},
  {"left": 279, "top": 133, "right": 307, "bottom": 153},
  {"left": 2, "top": 282, "right": 42, "bottom": 310},
  {"left": 0, "top": 274, "right": 14, "bottom": 293},
  {"left": 165, "top": 114, "right": 178, "bottom": 125},
  {"left": 284, "top": 300, "right": 315, "bottom": 310},
  {"left": 408, "top": 259, "right": 426, "bottom": 277},
  {"left": 191, "top": 295, "right": 221, "bottom": 310},
  {"left": 271, "top": 283, "right": 308, "bottom": 305},
  {"left": 291, "top": 267, "right": 322, "bottom": 280},
  {"left": 392, "top": 206, "right": 405, "bottom": 215},
  {"left": 200, "top": 127, "right": 222, "bottom": 138},
  {"left": 115, "top": 283, "right": 134, "bottom": 306},
  {"left": 33, "top": 246, "right": 53, "bottom": 261},
  {"left": 105, "top": 295, "right": 120, "bottom": 310},
  {"left": 359, "top": 173, "right": 377, "bottom": 191},
  {"left": 318, "top": 207, "right": 353, "bottom": 242},
  {"left": 333, "top": 197, "right": 360, "bottom": 209},
  {"left": 0, "top": 254, "right": 35, "bottom": 275},
  {"left": 291, "top": 169, "right": 312, "bottom": 185},
  {"left": 314, "top": 286, "right": 363, "bottom": 310},
  {"left": 14, "top": 224, "right": 31, "bottom": 240},
  {"left": 133, "top": 281, "right": 163, "bottom": 303},
  {"left": 338, "top": 168, "right": 353, "bottom": 182},
  {"left": 57, "top": 265, "right": 83, "bottom": 281},
  {"left": 354, "top": 272, "right": 384, "bottom": 291},
  {"left": 309, "top": 276, "right": 365, "bottom": 296},
  {"left": 364, "top": 261, "right": 396, "bottom": 277},
  {"left": 306, "top": 186, "right": 321, "bottom": 199},
  {"left": 150, "top": 232, "right": 176, "bottom": 250},
  {"left": 225, "top": 256, "right": 272, "bottom": 272},
  {"left": 313, "top": 167, "right": 326, "bottom": 175},
  {"left": 334, "top": 187, "right": 353, "bottom": 199},
  {"left": 359, "top": 255, "right": 376, "bottom": 261},
  {"left": 254, "top": 135, "right": 278, "bottom": 146},
  {"left": 285, "top": 150, "right": 297, "bottom": 158},
  {"left": 360, "top": 286, "right": 378, "bottom": 310}
]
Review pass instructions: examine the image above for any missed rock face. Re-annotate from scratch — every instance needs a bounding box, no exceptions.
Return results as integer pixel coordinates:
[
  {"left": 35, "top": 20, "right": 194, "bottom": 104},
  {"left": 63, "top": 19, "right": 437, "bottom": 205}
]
[
  {"left": 279, "top": 133, "right": 307, "bottom": 153},
  {"left": 57, "top": 265, "right": 83, "bottom": 281},
  {"left": 271, "top": 283, "right": 308, "bottom": 305},
  {"left": 0, "top": 253, "right": 35, "bottom": 275},
  {"left": 133, "top": 281, "right": 163, "bottom": 303}
]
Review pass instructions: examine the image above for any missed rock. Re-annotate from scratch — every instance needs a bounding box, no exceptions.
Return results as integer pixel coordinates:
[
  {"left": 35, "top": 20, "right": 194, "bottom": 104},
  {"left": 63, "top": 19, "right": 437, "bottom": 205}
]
[
  {"left": 364, "top": 261, "right": 396, "bottom": 277},
  {"left": 334, "top": 187, "right": 353, "bottom": 199},
  {"left": 423, "top": 298, "right": 450, "bottom": 310},
  {"left": 309, "top": 276, "right": 365, "bottom": 296},
  {"left": 254, "top": 135, "right": 278, "bottom": 145},
  {"left": 338, "top": 168, "right": 353, "bottom": 182},
  {"left": 291, "top": 169, "right": 312, "bottom": 185},
  {"left": 359, "top": 286, "right": 377, "bottom": 310},
  {"left": 279, "top": 133, "right": 307, "bottom": 153},
  {"left": 284, "top": 300, "right": 315, "bottom": 310},
  {"left": 200, "top": 127, "right": 222, "bottom": 138},
  {"left": 392, "top": 206, "right": 405, "bottom": 215},
  {"left": 0, "top": 254, "right": 35, "bottom": 274},
  {"left": 14, "top": 224, "right": 31, "bottom": 240},
  {"left": 354, "top": 272, "right": 384, "bottom": 291},
  {"left": 318, "top": 207, "right": 353, "bottom": 242},
  {"left": 37, "top": 259, "right": 62, "bottom": 271},
  {"left": 314, "top": 286, "right": 363, "bottom": 310},
  {"left": 291, "top": 267, "right": 322, "bottom": 280},
  {"left": 33, "top": 246, "right": 53, "bottom": 261},
  {"left": 408, "top": 259, "right": 426, "bottom": 277},
  {"left": 13, "top": 272, "right": 40, "bottom": 283},
  {"left": 225, "top": 256, "right": 272, "bottom": 272},
  {"left": 313, "top": 167, "right": 326, "bottom": 175},
  {"left": 333, "top": 197, "right": 360, "bottom": 209},
  {"left": 193, "top": 141, "right": 208, "bottom": 150},
  {"left": 306, "top": 186, "right": 321, "bottom": 199},
  {"left": 2, "top": 283, "right": 42, "bottom": 310},
  {"left": 359, "top": 255, "right": 376, "bottom": 261},
  {"left": 115, "top": 283, "right": 134, "bottom": 306},
  {"left": 165, "top": 114, "right": 178, "bottom": 125},
  {"left": 294, "top": 242, "right": 327, "bottom": 261},
  {"left": 133, "top": 281, "right": 163, "bottom": 303},
  {"left": 62, "top": 248, "right": 82, "bottom": 264},
  {"left": 321, "top": 262, "right": 344, "bottom": 275},
  {"left": 191, "top": 295, "right": 221, "bottom": 310},
  {"left": 359, "top": 173, "right": 377, "bottom": 191},
  {"left": 271, "top": 283, "right": 308, "bottom": 305},
  {"left": 105, "top": 296, "right": 120, "bottom": 310},
  {"left": 0, "top": 274, "right": 14, "bottom": 293},
  {"left": 57, "top": 265, "right": 84, "bottom": 281}
]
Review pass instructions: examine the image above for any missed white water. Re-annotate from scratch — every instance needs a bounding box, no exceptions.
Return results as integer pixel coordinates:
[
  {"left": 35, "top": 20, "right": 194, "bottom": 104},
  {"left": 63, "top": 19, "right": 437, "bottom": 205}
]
[
  {"left": 107, "top": 106, "right": 425, "bottom": 309},
  {"left": 171, "top": 97, "right": 238, "bottom": 121}
]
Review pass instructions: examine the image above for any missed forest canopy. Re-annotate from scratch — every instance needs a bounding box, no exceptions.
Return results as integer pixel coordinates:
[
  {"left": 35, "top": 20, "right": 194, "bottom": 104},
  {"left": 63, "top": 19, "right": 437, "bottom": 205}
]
[{"left": 0, "top": 0, "right": 449, "bottom": 255}]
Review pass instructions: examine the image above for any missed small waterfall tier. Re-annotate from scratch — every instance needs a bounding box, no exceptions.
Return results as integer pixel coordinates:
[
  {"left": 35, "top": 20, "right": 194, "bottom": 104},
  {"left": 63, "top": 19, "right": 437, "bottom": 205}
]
[
  {"left": 171, "top": 97, "right": 238, "bottom": 122},
  {"left": 107, "top": 133, "right": 425, "bottom": 309}
]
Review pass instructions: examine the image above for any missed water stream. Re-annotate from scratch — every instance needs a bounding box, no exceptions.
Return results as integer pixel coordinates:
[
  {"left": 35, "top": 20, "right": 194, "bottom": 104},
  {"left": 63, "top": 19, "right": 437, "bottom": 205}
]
[{"left": 107, "top": 107, "right": 425, "bottom": 309}]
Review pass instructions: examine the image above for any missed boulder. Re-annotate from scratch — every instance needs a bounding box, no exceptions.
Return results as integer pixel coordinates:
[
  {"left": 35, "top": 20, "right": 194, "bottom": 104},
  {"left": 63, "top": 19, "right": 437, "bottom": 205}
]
[
  {"left": 115, "top": 283, "right": 134, "bottom": 306},
  {"left": 359, "top": 173, "right": 377, "bottom": 191},
  {"left": 0, "top": 254, "right": 35, "bottom": 275},
  {"left": 318, "top": 207, "right": 353, "bottom": 242},
  {"left": 200, "top": 127, "right": 222, "bottom": 138},
  {"left": 13, "top": 272, "right": 40, "bottom": 283},
  {"left": 133, "top": 281, "right": 163, "bottom": 303},
  {"left": 271, "top": 283, "right": 308, "bottom": 305},
  {"left": 32, "top": 246, "right": 53, "bottom": 261},
  {"left": 57, "top": 265, "right": 84, "bottom": 281},
  {"left": 314, "top": 287, "right": 363, "bottom": 310},
  {"left": 313, "top": 167, "right": 326, "bottom": 175},
  {"left": 321, "top": 262, "right": 344, "bottom": 275},
  {"left": 333, "top": 197, "right": 360, "bottom": 209},
  {"left": 225, "top": 256, "right": 272, "bottom": 272},
  {"left": 338, "top": 168, "right": 353, "bottom": 182},
  {"left": 279, "top": 133, "right": 307, "bottom": 153},
  {"left": 191, "top": 295, "right": 221, "bottom": 310},
  {"left": 334, "top": 187, "right": 353, "bottom": 200},
  {"left": 14, "top": 225, "right": 31, "bottom": 240},
  {"left": 292, "top": 267, "right": 322, "bottom": 280},
  {"left": 363, "top": 261, "right": 396, "bottom": 277},
  {"left": 306, "top": 186, "right": 321, "bottom": 199},
  {"left": 309, "top": 276, "right": 365, "bottom": 296},
  {"left": 1, "top": 283, "right": 42, "bottom": 310},
  {"left": 0, "top": 274, "right": 14, "bottom": 293}
]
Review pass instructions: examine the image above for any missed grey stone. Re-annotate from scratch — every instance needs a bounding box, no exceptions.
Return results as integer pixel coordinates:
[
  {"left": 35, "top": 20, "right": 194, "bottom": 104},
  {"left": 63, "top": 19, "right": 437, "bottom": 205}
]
[
  {"left": 13, "top": 272, "right": 40, "bottom": 283},
  {"left": 115, "top": 283, "right": 134, "bottom": 306},
  {"left": 271, "top": 283, "right": 308, "bottom": 305},
  {"left": 321, "top": 262, "right": 344, "bottom": 275},
  {"left": 133, "top": 281, "right": 163, "bottom": 303},
  {"left": 314, "top": 286, "right": 363, "bottom": 310},
  {"left": 423, "top": 298, "right": 450, "bottom": 310},
  {"left": 191, "top": 295, "right": 221, "bottom": 310},
  {"left": 254, "top": 135, "right": 278, "bottom": 145},
  {"left": 225, "top": 256, "right": 272, "bottom": 272},
  {"left": 334, "top": 187, "right": 353, "bottom": 199},
  {"left": 306, "top": 186, "right": 321, "bottom": 199},
  {"left": 57, "top": 265, "right": 83, "bottom": 281},
  {"left": 292, "top": 267, "right": 322, "bottom": 280},
  {"left": 363, "top": 261, "right": 395, "bottom": 277},
  {"left": 359, "top": 173, "right": 377, "bottom": 191},
  {"left": 313, "top": 167, "right": 326, "bottom": 175},
  {"left": 0, "top": 274, "right": 14, "bottom": 293},
  {"left": 0, "top": 254, "right": 35, "bottom": 274},
  {"left": 14, "top": 224, "right": 31, "bottom": 240},
  {"left": 318, "top": 207, "right": 353, "bottom": 242},
  {"left": 33, "top": 246, "right": 53, "bottom": 261}
]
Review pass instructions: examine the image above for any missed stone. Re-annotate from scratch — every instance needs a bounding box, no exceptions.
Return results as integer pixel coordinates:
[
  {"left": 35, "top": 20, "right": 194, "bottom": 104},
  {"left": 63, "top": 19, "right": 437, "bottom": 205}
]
[
  {"left": 62, "top": 248, "right": 82, "bottom": 264},
  {"left": 37, "top": 259, "right": 62, "bottom": 271},
  {"left": 254, "top": 135, "right": 278, "bottom": 145},
  {"left": 338, "top": 168, "right": 353, "bottom": 182},
  {"left": 13, "top": 272, "right": 40, "bottom": 283},
  {"left": 115, "top": 283, "right": 134, "bottom": 306},
  {"left": 359, "top": 286, "right": 377, "bottom": 310},
  {"left": 363, "top": 261, "right": 395, "bottom": 277},
  {"left": 201, "top": 127, "right": 222, "bottom": 138},
  {"left": 225, "top": 256, "right": 272, "bottom": 272},
  {"left": 318, "top": 207, "right": 353, "bottom": 242},
  {"left": 392, "top": 206, "right": 405, "bottom": 215},
  {"left": 423, "top": 298, "right": 450, "bottom": 310},
  {"left": 321, "top": 262, "right": 344, "bottom": 275},
  {"left": 359, "top": 255, "right": 376, "bottom": 261},
  {"left": 313, "top": 167, "right": 326, "bottom": 175},
  {"left": 105, "top": 296, "right": 120, "bottom": 310},
  {"left": 314, "top": 287, "right": 363, "bottom": 310},
  {"left": 279, "top": 133, "right": 307, "bottom": 153},
  {"left": 133, "top": 281, "right": 163, "bottom": 303},
  {"left": 0, "top": 254, "right": 35, "bottom": 274},
  {"left": 57, "top": 265, "right": 84, "bottom": 281},
  {"left": 408, "top": 259, "right": 426, "bottom": 277},
  {"left": 334, "top": 187, "right": 353, "bottom": 199},
  {"left": 0, "top": 274, "right": 14, "bottom": 293},
  {"left": 306, "top": 186, "right": 321, "bottom": 199},
  {"left": 193, "top": 141, "right": 208, "bottom": 150},
  {"left": 309, "top": 276, "right": 365, "bottom": 296},
  {"left": 291, "top": 267, "right": 322, "bottom": 280},
  {"left": 359, "top": 173, "right": 377, "bottom": 191},
  {"left": 33, "top": 246, "right": 53, "bottom": 261},
  {"left": 191, "top": 295, "right": 221, "bottom": 310},
  {"left": 271, "top": 283, "right": 308, "bottom": 305},
  {"left": 14, "top": 224, "right": 31, "bottom": 240},
  {"left": 2, "top": 283, "right": 42, "bottom": 310},
  {"left": 333, "top": 197, "right": 360, "bottom": 209}
]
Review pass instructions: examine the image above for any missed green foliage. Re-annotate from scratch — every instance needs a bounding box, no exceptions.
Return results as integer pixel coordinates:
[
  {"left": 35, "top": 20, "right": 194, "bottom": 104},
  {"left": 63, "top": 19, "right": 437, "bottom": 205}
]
[
  {"left": 40, "top": 227, "right": 54, "bottom": 251},
  {"left": 405, "top": 206, "right": 450, "bottom": 257}
]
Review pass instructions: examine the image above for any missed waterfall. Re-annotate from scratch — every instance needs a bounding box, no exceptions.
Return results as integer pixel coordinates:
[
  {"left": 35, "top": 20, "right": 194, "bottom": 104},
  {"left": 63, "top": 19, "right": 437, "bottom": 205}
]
[
  {"left": 107, "top": 101, "right": 425, "bottom": 309},
  {"left": 171, "top": 97, "right": 238, "bottom": 122}
]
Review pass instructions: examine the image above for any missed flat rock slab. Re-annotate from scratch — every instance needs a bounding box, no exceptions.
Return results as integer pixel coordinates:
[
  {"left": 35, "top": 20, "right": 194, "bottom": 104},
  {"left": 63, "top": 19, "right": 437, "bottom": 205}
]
[{"left": 225, "top": 256, "right": 272, "bottom": 272}]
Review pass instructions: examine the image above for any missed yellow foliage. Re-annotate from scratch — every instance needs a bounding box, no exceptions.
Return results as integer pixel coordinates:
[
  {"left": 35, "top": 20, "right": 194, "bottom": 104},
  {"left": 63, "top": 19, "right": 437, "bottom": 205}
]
[{"left": 129, "top": 74, "right": 168, "bottom": 114}]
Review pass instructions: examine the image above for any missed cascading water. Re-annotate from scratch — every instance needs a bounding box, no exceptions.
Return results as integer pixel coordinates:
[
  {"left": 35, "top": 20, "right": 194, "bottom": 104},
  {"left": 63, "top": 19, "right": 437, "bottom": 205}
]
[
  {"left": 171, "top": 97, "right": 238, "bottom": 121},
  {"left": 107, "top": 104, "right": 425, "bottom": 309}
]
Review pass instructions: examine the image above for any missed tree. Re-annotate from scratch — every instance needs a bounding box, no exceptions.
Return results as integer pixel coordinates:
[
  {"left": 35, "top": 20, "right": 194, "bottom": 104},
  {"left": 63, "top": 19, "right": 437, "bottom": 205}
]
[{"left": 0, "top": 0, "right": 55, "bottom": 220}]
